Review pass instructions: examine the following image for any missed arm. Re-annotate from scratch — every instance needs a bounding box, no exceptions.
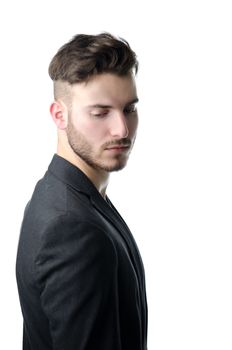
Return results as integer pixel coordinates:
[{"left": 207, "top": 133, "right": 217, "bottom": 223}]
[{"left": 35, "top": 213, "right": 121, "bottom": 350}]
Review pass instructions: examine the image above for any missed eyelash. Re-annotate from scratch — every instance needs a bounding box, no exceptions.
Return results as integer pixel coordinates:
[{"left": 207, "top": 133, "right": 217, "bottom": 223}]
[
  {"left": 92, "top": 112, "right": 108, "bottom": 118},
  {"left": 92, "top": 106, "right": 137, "bottom": 118},
  {"left": 124, "top": 105, "right": 137, "bottom": 114}
]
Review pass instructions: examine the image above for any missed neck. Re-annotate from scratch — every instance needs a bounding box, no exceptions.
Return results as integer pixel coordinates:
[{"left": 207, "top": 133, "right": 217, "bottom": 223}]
[{"left": 57, "top": 143, "right": 110, "bottom": 198}]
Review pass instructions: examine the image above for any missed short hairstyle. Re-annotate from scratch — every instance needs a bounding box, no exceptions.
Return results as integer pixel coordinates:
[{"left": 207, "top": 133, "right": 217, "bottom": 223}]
[{"left": 48, "top": 32, "right": 138, "bottom": 85}]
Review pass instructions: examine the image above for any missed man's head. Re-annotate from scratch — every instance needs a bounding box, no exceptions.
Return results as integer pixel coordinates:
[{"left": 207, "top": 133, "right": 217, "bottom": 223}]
[{"left": 49, "top": 33, "right": 139, "bottom": 173}]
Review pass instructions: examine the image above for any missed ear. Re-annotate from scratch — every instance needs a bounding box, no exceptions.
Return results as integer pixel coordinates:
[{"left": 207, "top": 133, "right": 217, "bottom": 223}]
[{"left": 50, "top": 100, "right": 68, "bottom": 130}]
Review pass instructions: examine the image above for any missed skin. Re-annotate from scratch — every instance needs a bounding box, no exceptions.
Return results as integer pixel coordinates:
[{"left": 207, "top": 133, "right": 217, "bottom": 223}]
[{"left": 50, "top": 73, "right": 139, "bottom": 197}]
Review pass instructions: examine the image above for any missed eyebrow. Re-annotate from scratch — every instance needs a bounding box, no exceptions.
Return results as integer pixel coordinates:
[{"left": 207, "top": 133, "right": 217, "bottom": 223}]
[{"left": 87, "top": 97, "right": 139, "bottom": 109}]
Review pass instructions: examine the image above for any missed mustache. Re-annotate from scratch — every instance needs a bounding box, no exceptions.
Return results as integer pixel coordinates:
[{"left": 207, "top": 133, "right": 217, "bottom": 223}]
[{"left": 103, "top": 139, "right": 132, "bottom": 148}]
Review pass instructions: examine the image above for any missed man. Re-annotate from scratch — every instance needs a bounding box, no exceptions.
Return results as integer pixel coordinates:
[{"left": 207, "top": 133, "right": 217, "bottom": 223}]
[{"left": 16, "top": 33, "right": 148, "bottom": 350}]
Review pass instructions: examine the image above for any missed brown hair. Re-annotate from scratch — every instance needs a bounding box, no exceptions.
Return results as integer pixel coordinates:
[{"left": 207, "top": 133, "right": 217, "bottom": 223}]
[{"left": 48, "top": 32, "right": 138, "bottom": 84}]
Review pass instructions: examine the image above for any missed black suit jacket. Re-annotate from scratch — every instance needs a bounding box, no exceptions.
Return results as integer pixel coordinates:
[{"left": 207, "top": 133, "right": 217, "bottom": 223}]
[{"left": 16, "top": 154, "right": 148, "bottom": 350}]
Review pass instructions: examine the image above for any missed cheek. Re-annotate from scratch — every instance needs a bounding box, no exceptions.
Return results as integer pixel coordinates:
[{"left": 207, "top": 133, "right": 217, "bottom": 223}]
[
  {"left": 128, "top": 116, "right": 139, "bottom": 136},
  {"left": 81, "top": 120, "right": 107, "bottom": 142}
]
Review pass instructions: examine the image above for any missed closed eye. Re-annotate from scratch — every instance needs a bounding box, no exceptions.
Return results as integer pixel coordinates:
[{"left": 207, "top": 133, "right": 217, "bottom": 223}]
[{"left": 90, "top": 109, "right": 109, "bottom": 118}]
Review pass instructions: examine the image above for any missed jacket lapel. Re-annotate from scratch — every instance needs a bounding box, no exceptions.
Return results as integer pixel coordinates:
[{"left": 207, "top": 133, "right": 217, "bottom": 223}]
[{"left": 90, "top": 193, "right": 145, "bottom": 290}]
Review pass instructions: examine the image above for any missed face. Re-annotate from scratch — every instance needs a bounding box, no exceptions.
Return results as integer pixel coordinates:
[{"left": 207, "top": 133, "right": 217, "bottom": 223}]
[{"left": 65, "top": 73, "right": 139, "bottom": 173}]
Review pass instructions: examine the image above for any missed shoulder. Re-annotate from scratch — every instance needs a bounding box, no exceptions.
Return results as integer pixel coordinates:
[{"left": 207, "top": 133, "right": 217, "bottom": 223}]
[
  {"left": 24, "top": 171, "right": 99, "bottom": 226},
  {"left": 36, "top": 213, "right": 118, "bottom": 265}
]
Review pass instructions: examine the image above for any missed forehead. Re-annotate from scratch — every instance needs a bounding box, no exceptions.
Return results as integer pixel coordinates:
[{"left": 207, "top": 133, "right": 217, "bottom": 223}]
[{"left": 70, "top": 73, "right": 137, "bottom": 107}]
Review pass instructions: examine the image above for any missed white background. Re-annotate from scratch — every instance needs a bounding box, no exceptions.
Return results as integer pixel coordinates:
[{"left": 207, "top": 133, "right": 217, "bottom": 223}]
[{"left": 0, "top": 0, "right": 232, "bottom": 349}]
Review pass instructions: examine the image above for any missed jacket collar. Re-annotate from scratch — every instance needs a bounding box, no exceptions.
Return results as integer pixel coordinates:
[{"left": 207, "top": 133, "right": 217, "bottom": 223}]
[
  {"left": 48, "top": 154, "right": 100, "bottom": 198},
  {"left": 48, "top": 155, "right": 122, "bottom": 221}
]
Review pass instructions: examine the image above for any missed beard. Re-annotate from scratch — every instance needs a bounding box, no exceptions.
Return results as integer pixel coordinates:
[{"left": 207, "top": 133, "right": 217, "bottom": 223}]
[{"left": 66, "top": 119, "right": 133, "bottom": 173}]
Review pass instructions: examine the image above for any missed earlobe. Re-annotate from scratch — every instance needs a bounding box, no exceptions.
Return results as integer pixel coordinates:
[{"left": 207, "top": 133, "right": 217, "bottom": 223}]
[{"left": 50, "top": 101, "right": 68, "bottom": 130}]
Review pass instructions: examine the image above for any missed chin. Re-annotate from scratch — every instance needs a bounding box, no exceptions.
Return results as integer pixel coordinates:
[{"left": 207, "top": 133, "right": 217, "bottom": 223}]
[{"left": 101, "top": 159, "right": 128, "bottom": 173}]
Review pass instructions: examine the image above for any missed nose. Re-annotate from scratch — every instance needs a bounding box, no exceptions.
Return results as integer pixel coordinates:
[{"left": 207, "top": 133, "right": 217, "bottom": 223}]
[{"left": 109, "top": 111, "right": 129, "bottom": 139}]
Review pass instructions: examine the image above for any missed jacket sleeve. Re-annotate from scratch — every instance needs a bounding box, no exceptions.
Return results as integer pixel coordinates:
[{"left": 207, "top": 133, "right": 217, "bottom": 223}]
[{"left": 35, "top": 213, "right": 122, "bottom": 350}]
